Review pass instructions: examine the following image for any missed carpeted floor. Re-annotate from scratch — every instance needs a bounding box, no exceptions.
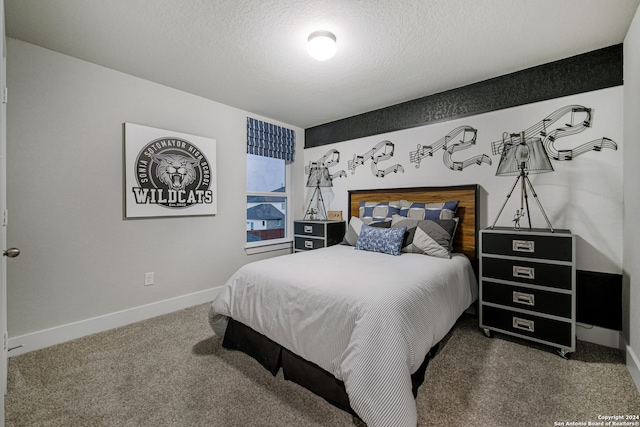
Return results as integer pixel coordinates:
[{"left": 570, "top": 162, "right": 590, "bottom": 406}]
[{"left": 5, "top": 303, "right": 640, "bottom": 426}]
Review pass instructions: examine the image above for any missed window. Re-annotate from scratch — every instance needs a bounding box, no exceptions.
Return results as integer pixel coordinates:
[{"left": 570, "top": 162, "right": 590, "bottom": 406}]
[
  {"left": 245, "top": 118, "right": 295, "bottom": 247},
  {"left": 246, "top": 154, "right": 290, "bottom": 244}
]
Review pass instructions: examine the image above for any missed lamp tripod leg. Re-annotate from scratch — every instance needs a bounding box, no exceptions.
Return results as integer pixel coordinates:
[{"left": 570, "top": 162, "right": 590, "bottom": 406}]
[
  {"left": 316, "top": 186, "right": 327, "bottom": 219},
  {"left": 524, "top": 175, "right": 554, "bottom": 232},
  {"left": 305, "top": 186, "right": 320, "bottom": 219},
  {"left": 522, "top": 173, "right": 532, "bottom": 229},
  {"left": 490, "top": 175, "right": 521, "bottom": 229}
]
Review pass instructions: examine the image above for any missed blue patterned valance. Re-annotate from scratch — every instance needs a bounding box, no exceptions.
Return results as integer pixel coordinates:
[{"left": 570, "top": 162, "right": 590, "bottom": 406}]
[{"left": 247, "top": 117, "right": 296, "bottom": 162}]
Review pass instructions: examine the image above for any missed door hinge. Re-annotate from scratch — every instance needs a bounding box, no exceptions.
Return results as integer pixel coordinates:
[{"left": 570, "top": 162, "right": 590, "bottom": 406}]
[
  {"left": 2, "top": 209, "right": 7, "bottom": 227},
  {"left": 2, "top": 87, "right": 7, "bottom": 104},
  {"left": 3, "top": 331, "right": 6, "bottom": 351}
]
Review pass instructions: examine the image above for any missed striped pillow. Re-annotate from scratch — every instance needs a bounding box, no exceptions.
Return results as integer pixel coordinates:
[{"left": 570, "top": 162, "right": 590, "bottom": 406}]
[
  {"left": 398, "top": 200, "right": 459, "bottom": 220},
  {"left": 358, "top": 200, "right": 410, "bottom": 224}
]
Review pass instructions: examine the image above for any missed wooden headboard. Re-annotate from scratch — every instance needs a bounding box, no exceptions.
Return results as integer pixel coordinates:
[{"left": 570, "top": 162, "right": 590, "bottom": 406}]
[{"left": 348, "top": 185, "right": 479, "bottom": 261}]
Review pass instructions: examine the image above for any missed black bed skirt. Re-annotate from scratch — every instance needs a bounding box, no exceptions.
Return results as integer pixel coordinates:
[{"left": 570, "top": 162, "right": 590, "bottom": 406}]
[{"left": 222, "top": 318, "right": 438, "bottom": 417}]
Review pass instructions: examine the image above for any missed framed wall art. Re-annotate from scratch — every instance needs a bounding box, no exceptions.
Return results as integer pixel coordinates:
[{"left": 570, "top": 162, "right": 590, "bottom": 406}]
[{"left": 124, "top": 123, "right": 217, "bottom": 218}]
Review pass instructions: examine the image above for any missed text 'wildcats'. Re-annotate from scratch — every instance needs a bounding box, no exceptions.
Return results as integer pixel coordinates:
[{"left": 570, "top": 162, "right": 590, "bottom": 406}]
[{"left": 132, "top": 188, "right": 213, "bottom": 207}]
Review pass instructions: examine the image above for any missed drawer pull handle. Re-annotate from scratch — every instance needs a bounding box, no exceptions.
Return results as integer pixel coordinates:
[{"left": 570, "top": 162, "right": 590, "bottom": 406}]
[
  {"left": 513, "top": 265, "right": 535, "bottom": 280},
  {"left": 513, "top": 239, "right": 535, "bottom": 253},
  {"left": 304, "top": 240, "right": 314, "bottom": 248},
  {"left": 304, "top": 225, "right": 313, "bottom": 233},
  {"left": 513, "top": 317, "right": 535, "bottom": 333},
  {"left": 513, "top": 291, "right": 535, "bottom": 306}
]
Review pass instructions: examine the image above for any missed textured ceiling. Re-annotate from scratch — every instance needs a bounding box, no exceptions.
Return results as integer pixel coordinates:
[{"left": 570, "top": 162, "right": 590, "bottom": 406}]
[{"left": 5, "top": 0, "right": 640, "bottom": 129}]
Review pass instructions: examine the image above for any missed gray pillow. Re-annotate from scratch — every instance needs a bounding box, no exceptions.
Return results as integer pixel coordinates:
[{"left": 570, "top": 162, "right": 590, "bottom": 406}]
[
  {"left": 342, "top": 216, "right": 391, "bottom": 246},
  {"left": 390, "top": 214, "right": 458, "bottom": 258}
]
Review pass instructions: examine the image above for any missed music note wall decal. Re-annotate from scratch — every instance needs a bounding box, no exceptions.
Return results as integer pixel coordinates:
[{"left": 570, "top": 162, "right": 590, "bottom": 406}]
[
  {"left": 410, "top": 126, "right": 492, "bottom": 171},
  {"left": 490, "top": 105, "right": 617, "bottom": 161},
  {"left": 348, "top": 140, "right": 404, "bottom": 178},
  {"left": 305, "top": 149, "right": 347, "bottom": 182}
]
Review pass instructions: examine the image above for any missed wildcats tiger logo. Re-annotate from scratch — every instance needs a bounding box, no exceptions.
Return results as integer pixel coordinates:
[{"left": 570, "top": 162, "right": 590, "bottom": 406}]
[
  {"left": 132, "top": 137, "right": 213, "bottom": 209},
  {"left": 151, "top": 153, "right": 200, "bottom": 191}
]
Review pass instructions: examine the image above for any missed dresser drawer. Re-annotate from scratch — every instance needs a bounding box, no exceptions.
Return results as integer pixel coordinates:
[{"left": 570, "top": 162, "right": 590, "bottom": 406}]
[
  {"left": 482, "top": 257, "right": 572, "bottom": 290},
  {"left": 294, "top": 236, "right": 325, "bottom": 251},
  {"left": 482, "top": 231, "right": 572, "bottom": 262},
  {"left": 294, "top": 222, "right": 326, "bottom": 238},
  {"left": 482, "top": 305, "right": 573, "bottom": 348},
  {"left": 482, "top": 280, "right": 572, "bottom": 318}
]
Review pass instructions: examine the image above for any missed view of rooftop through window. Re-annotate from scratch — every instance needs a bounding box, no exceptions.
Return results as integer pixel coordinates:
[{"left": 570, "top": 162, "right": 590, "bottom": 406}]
[{"left": 246, "top": 154, "right": 287, "bottom": 242}]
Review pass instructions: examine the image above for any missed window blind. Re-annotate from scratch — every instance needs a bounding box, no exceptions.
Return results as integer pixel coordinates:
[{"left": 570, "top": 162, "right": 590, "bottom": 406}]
[{"left": 247, "top": 117, "right": 296, "bottom": 162}]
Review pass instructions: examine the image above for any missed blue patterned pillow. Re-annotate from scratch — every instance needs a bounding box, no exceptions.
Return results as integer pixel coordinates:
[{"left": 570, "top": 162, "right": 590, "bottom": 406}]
[{"left": 355, "top": 224, "right": 407, "bottom": 256}]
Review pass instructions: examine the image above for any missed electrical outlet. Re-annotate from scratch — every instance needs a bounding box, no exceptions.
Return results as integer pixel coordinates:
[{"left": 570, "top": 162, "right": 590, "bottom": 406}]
[{"left": 144, "top": 272, "right": 154, "bottom": 286}]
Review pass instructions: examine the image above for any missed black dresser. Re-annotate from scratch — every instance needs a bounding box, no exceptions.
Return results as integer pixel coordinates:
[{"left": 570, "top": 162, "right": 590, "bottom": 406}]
[
  {"left": 479, "top": 227, "right": 576, "bottom": 358},
  {"left": 293, "top": 220, "right": 346, "bottom": 252}
]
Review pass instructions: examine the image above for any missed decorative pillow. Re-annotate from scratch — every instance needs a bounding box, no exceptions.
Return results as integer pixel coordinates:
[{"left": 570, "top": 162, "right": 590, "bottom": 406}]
[
  {"left": 398, "top": 200, "right": 459, "bottom": 220},
  {"left": 390, "top": 214, "right": 458, "bottom": 258},
  {"left": 359, "top": 200, "right": 410, "bottom": 224},
  {"left": 355, "top": 224, "right": 407, "bottom": 256},
  {"left": 342, "top": 216, "right": 391, "bottom": 246}
]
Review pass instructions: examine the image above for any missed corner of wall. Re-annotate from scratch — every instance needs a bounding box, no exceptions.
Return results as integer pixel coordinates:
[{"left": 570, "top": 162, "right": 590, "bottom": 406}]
[
  {"left": 623, "top": 0, "right": 640, "bottom": 396},
  {"left": 625, "top": 338, "right": 640, "bottom": 393},
  {"left": 576, "top": 324, "right": 622, "bottom": 350}
]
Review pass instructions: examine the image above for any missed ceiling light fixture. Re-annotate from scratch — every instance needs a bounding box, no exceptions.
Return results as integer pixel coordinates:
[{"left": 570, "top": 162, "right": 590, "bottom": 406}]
[{"left": 307, "top": 30, "right": 337, "bottom": 61}]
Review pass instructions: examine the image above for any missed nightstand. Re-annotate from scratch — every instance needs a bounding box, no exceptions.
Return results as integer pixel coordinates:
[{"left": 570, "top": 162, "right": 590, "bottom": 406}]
[
  {"left": 293, "top": 220, "right": 346, "bottom": 252},
  {"left": 479, "top": 227, "right": 576, "bottom": 358}
]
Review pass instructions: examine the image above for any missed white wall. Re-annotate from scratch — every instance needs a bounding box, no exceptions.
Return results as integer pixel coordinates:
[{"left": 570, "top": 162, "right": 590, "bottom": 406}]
[
  {"left": 623, "top": 3, "right": 640, "bottom": 390},
  {"left": 305, "top": 89, "right": 624, "bottom": 275},
  {"left": 6, "top": 38, "right": 304, "bottom": 345}
]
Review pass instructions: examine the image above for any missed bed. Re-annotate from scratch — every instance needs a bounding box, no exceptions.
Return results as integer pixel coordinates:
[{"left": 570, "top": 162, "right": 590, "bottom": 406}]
[{"left": 208, "top": 185, "right": 479, "bottom": 427}]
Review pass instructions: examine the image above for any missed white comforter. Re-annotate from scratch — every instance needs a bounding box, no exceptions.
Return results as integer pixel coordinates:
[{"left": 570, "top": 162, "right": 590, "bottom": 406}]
[{"left": 208, "top": 245, "right": 477, "bottom": 427}]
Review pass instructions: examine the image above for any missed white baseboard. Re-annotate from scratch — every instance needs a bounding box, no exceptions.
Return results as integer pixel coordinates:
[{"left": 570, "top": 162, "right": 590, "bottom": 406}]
[
  {"left": 626, "top": 342, "right": 640, "bottom": 393},
  {"left": 576, "top": 323, "right": 622, "bottom": 349},
  {"left": 7, "top": 287, "right": 223, "bottom": 357}
]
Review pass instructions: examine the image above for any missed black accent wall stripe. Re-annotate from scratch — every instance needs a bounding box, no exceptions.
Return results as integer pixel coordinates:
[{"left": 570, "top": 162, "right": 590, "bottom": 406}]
[{"left": 305, "top": 44, "right": 623, "bottom": 148}]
